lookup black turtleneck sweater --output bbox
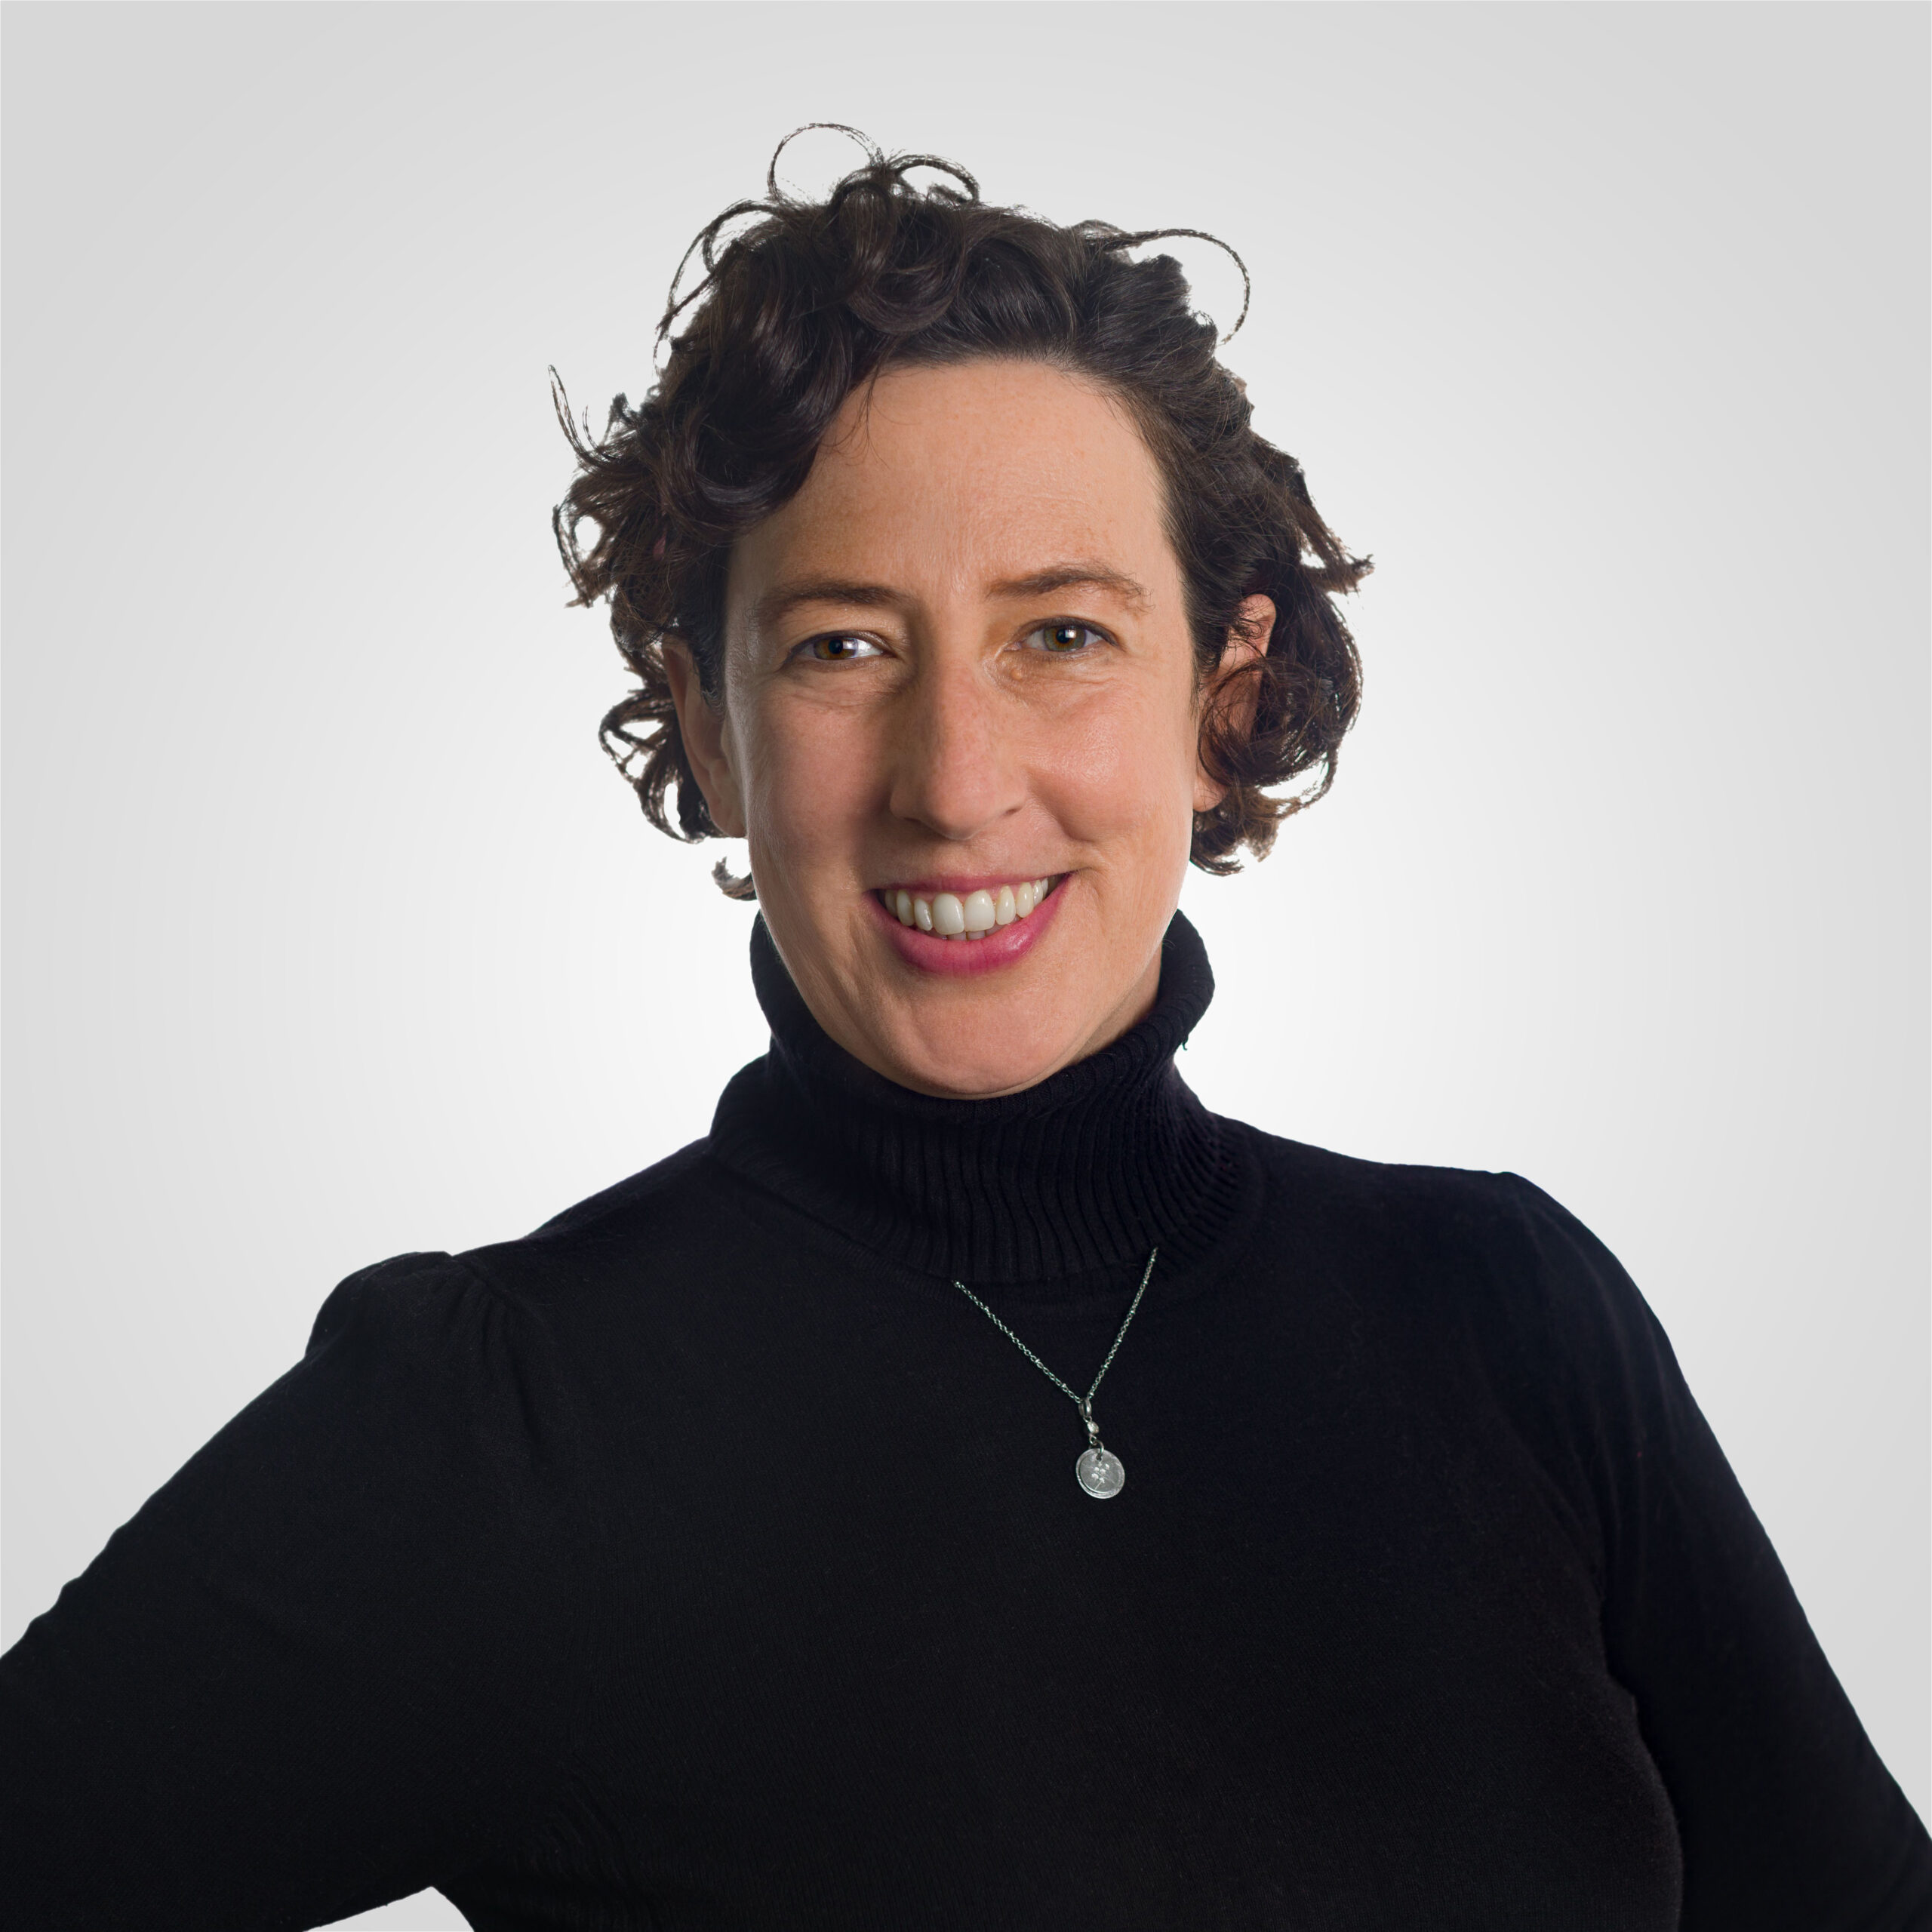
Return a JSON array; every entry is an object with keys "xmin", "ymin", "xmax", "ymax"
[{"xmin": 3, "ymin": 915, "xmax": 1926, "ymax": 1930}]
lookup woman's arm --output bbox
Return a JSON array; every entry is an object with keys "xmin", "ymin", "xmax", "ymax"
[
  {"xmin": 0, "ymin": 1251, "xmax": 602, "ymax": 1930},
  {"xmin": 1503, "ymin": 1175, "xmax": 1930, "ymax": 1930}
]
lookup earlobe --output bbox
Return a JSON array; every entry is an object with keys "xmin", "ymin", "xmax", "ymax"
[
  {"xmin": 662, "ymin": 637, "xmax": 749, "ymax": 838},
  {"xmin": 1193, "ymin": 595, "xmax": 1275, "ymax": 814}
]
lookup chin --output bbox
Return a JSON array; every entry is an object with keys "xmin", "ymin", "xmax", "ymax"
[
  {"xmin": 921, "ymin": 1061, "xmax": 1058, "ymax": 1100},
  {"xmin": 878, "ymin": 1017, "xmax": 1073, "ymax": 1100}
]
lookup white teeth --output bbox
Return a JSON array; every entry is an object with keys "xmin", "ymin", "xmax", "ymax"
[{"xmin": 887, "ymin": 875, "xmax": 1059, "ymax": 942}]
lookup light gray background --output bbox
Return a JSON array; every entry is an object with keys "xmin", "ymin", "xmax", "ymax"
[{"xmin": 5, "ymin": 5, "xmax": 1926, "ymax": 1925}]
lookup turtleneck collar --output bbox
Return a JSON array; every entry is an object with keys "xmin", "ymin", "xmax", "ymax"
[{"xmin": 706, "ymin": 909, "xmax": 1241, "ymax": 1291}]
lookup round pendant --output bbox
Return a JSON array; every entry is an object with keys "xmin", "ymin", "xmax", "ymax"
[{"xmin": 1076, "ymin": 1447, "xmax": 1126, "ymax": 1499}]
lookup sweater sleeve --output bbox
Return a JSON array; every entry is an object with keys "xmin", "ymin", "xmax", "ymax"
[
  {"xmin": 1498, "ymin": 1174, "xmax": 1931, "ymax": 1931},
  {"xmin": 0, "ymin": 1251, "xmax": 601, "ymax": 1931}
]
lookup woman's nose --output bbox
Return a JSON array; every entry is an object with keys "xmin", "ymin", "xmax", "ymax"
[{"xmin": 884, "ymin": 654, "xmax": 1026, "ymax": 844}]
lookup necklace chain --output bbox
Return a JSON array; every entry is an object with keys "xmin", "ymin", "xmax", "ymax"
[{"xmin": 951, "ymin": 1247, "xmax": 1159, "ymax": 1409}]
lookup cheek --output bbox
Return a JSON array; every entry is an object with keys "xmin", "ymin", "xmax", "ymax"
[
  {"xmin": 1043, "ymin": 680, "xmax": 1201, "ymax": 849},
  {"xmin": 736, "ymin": 694, "xmax": 877, "ymax": 875}
]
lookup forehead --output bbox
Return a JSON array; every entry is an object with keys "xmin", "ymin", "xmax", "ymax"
[{"xmin": 728, "ymin": 358, "xmax": 1179, "ymax": 607}]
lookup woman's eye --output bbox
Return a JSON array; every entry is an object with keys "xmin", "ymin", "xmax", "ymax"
[
  {"xmin": 1028, "ymin": 622, "xmax": 1107, "ymax": 654},
  {"xmin": 799, "ymin": 634, "xmax": 883, "ymax": 663}
]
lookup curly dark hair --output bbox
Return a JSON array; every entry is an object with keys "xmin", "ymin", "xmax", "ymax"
[{"xmin": 555, "ymin": 128, "xmax": 1367, "ymax": 892}]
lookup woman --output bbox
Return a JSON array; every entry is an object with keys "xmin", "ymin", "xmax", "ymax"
[{"xmin": 2, "ymin": 133, "xmax": 1925, "ymax": 1930}]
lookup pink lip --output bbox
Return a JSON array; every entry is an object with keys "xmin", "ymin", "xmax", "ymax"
[{"xmin": 867, "ymin": 878, "xmax": 1066, "ymax": 977}]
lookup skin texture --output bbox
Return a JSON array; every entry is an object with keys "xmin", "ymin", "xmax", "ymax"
[{"xmin": 663, "ymin": 358, "xmax": 1270, "ymax": 1099}]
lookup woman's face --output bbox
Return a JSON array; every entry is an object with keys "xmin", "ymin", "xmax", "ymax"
[{"xmin": 666, "ymin": 357, "xmax": 1269, "ymax": 1099}]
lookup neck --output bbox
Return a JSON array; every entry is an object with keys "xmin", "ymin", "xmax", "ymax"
[{"xmin": 707, "ymin": 910, "xmax": 1240, "ymax": 1292}]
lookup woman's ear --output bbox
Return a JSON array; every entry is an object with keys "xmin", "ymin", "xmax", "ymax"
[
  {"xmin": 1192, "ymin": 594, "xmax": 1275, "ymax": 814},
  {"xmin": 661, "ymin": 638, "xmax": 749, "ymax": 838}
]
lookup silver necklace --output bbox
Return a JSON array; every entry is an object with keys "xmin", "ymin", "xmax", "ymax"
[{"xmin": 951, "ymin": 1247, "xmax": 1158, "ymax": 1500}]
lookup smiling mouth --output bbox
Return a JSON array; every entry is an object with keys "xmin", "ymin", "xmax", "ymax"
[{"xmin": 877, "ymin": 877, "xmax": 1060, "ymax": 941}]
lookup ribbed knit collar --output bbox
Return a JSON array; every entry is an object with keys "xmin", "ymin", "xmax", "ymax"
[{"xmin": 706, "ymin": 909, "xmax": 1239, "ymax": 1291}]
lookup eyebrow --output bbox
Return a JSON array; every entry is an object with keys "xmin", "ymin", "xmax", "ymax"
[
  {"xmin": 989, "ymin": 565, "xmax": 1150, "ymax": 608},
  {"xmin": 752, "ymin": 578, "xmax": 904, "ymax": 632},
  {"xmin": 753, "ymin": 562, "xmax": 1150, "ymax": 632}
]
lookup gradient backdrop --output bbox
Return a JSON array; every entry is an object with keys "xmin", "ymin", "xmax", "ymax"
[{"xmin": 5, "ymin": 5, "xmax": 1927, "ymax": 1925}]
